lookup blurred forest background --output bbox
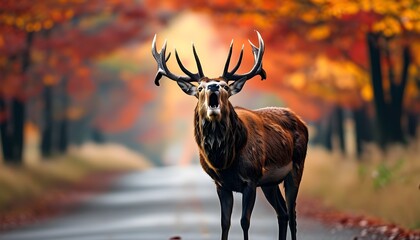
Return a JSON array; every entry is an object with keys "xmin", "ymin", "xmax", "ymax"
[{"xmin": 0, "ymin": 0, "xmax": 419, "ymax": 230}]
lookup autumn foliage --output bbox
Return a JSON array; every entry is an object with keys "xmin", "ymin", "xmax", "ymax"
[
  {"xmin": 0, "ymin": 0, "xmax": 151, "ymax": 163},
  {"xmin": 1, "ymin": 0, "xmax": 419, "ymax": 164},
  {"xmin": 148, "ymin": 0, "xmax": 420, "ymax": 152}
]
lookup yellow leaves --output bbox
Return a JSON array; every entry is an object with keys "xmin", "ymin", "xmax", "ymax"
[
  {"xmin": 311, "ymin": 0, "xmax": 328, "ymax": 4},
  {"xmin": 401, "ymin": 9, "xmax": 420, "ymax": 21},
  {"xmin": 361, "ymin": 85, "xmax": 373, "ymax": 101},
  {"xmin": 287, "ymin": 73, "xmax": 306, "ymax": 89},
  {"xmin": 287, "ymin": 0, "xmax": 420, "ymax": 36},
  {"xmin": 326, "ymin": 1, "xmax": 360, "ymax": 17},
  {"xmin": 360, "ymin": 0, "xmax": 373, "ymax": 11},
  {"xmin": 25, "ymin": 22, "xmax": 43, "ymax": 32},
  {"xmin": 251, "ymin": 13, "xmax": 271, "ymax": 28},
  {"xmin": 403, "ymin": 20, "xmax": 414, "ymax": 31},
  {"xmin": 401, "ymin": 8, "xmax": 420, "ymax": 32},
  {"xmin": 15, "ymin": 17, "xmax": 25, "ymax": 29},
  {"xmin": 285, "ymin": 55, "xmax": 371, "ymax": 106},
  {"xmin": 373, "ymin": 16, "xmax": 402, "ymax": 37},
  {"xmin": 0, "ymin": 12, "xmax": 53, "ymax": 32},
  {"xmin": 308, "ymin": 25, "xmax": 331, "ymax": 40},
  {"xmin": 372, "ymin": 0, "xmax": 401, "ymax": 15},
  {"xmin": 301, "ymin": 10, "xmax": 319, "ymax": 23},
  {"xmin": 237, "ymin": 12, "xmax": 271, "ymax": 28},
  {"xmin": 275, "ymin": 2, "xmax": 299, "ymax": 17}
]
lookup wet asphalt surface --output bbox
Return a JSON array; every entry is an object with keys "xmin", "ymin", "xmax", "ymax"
[{"xmin": 0, "ymin": 165, "xmax": 359, "ymax": 240}]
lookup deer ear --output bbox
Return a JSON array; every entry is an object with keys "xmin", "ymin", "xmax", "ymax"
[
  {"xmin": 229, "ymin": 77, "xmax": 247, "ymax": 95},
  {"xmin": 177, "ymin": 80, "xmax": 198, "ymax": 97}
]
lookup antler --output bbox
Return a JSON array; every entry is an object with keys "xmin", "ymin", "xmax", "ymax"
[
  {"xmin": 222, "ymin": 30, "xmax": 266, "ymax": 81},
  {"xmin": 152, "ymin": 34, "xmax": 204, "ymax": 86}
]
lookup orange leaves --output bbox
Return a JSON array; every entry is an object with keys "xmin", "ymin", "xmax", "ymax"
[
  {"xmin": 308, "ymin": 25, "xmax": 331, "ymax": 40},
  {"xmin": 373, "ymin": 16, "xmax": 402, "ymax": 37},
  {"xmin": 283, "ymin": 55, "xmax": 370, "ymax": 108},
  {"xmin": 0, "ymin": 0, "xmax": 132, "ymax": 34},
  {"xmin": 287, "ymin": 73, "xmax": 306, "ymax": 89},
  {"xmin": 361, "ymin": 85, "xmax": 374, "ymax": 102}
]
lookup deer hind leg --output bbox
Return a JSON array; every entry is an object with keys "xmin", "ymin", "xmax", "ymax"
[
  {"xmin": 284, "ymin": 168, "xmax": 302, "ymax": 240},
  {"xmin": 261, "ymin": 185, "xmax": 288, "ymax": 240}
]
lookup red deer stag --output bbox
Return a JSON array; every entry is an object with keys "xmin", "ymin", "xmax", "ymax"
[{"xmin": 152, "ymin": 31, "xmax": 308, "ymax": 240}]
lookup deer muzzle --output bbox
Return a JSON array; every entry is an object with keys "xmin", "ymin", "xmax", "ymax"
[{"xmin": 206, "ymin": 90, "xmax": 221, "ymax": 120}]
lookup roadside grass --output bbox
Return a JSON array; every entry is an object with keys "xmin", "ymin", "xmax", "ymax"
[
  {"xmin": 0, "ymin": 143, "xmax": 152, "ymax": 212},
  {"xmin": 300, "ymin": 142, "xmax": 420, "ymax": 230}
]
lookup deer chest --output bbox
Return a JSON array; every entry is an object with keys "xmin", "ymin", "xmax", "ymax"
[{"xmin": 200, "ymin": 156, "xmax": 261, "ymax": 193}]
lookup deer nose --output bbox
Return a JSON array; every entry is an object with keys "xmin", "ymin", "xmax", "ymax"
[{"xmin": 207, "ymin": 84, "xmax": 219, "ymax": 92}]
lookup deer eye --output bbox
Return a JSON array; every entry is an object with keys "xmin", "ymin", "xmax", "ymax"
[
  {"xmin": 223, "ymin": 85, "xmax": 229, "ymax": 91},
  {"xmin": 198, "ymin": 87, "xmax": 203, "ymax": 92}
]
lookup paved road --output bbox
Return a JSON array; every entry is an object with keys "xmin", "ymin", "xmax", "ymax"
[{"xmin": 0, "ymin": 166, "xmax": 359, "ymax": 240}]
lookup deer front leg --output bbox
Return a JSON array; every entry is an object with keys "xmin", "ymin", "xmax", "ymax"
[
  {"xmin": 217, "ymin": 186, "xmax": 233, "ymax": 240},
  {"xmin": 241, "ymin": 184, "xmax": 257, "ymax": 240}
]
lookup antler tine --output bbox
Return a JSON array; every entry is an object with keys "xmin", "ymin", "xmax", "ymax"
[
  {"xmin": 175, "ymin": 49, "xmax": 196, "ymax": 79},
  {"xmin": 228, "ymin": 44, "xmax": 244, "ymax": 76},
  {"xmin": 165, "ymin": 52, "xmax": 171, "ymax": 62},
  {"xmin": 151, "ymin": 34, "xmax": 197, "ymax": 86},
  {"xmin": 174, "ymin": 45, "xmax": 205, "ymax": 81},
  {"xmin": 222, "ymin": 39, "xmax": 234, "ymax": 77},
  {"xmin": 222, "ymin": 31, "xmax": 266, "ymax": 82},
  {"xmin": 192, "ymin": 43, "xmax": 205, "ymax": 78},
  {"xmin": 248, "ymin": 39, "xmax": 259, "ymax": 61}
]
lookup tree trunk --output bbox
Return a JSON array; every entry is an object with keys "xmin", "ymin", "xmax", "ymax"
[
  {"xmin": 0, "ymin": 99, "xmax": 13, "ymax": 161},
  {"xmin": 385, "ymin": 41, "xmax": 410, "ymax": 144},
  {"xmin": 407, "ymin": 112, "xmax": 417, "ymax": 139},
  {"xmin": 57, "ymin": 77, "xmax": 69, "ymax": 153},
  {"xmin": 334, "ymin": 106, "xmax": 346, "ymax": 154},
  {"xmin": 324, "ymin": 114, "xmax": 333, "ymax": 151},
  {"xmin": 311, "ymin": 121, "xmax": 322, "ymax": 145},
  {"xmin": 41, "ymin": 85, "xmax": 53, "ymax": 157},
  {"xmin": 11, "ymin": 99, "xmax": 25, "ymax": 163},
  {"xmin": 312, "ymin": 113, "xmax": 334, "ymax": 151},
  {"xmin": 367, "ymin": 32, "xmax": 388, "ymax": 148},
  {"xmin": 58, "ymin": 117, "xmax": 68, "ymax": 153},
  {"xmin": 353, "ymin": 105, "xmax": 373, "ymax": 159},
  {"xmin": 5, "ymin": 31, "xmax": 34, "ymax": 164},
  {"xmin": 367, "ymin": 33, "xmax": 411, "ymax": 147}
]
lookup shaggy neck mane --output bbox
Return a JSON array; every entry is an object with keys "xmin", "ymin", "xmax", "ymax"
[{"xmin": 194, "ymin": 104, "xmax": 247, "ymax": 170}]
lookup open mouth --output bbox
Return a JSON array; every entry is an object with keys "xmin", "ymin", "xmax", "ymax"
[{"xmin": 208, "ymin": 92, "xmax": 219, "ymax": 109}]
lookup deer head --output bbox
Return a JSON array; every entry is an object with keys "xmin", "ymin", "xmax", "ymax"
[{"xmin": 152, "ymin": 31, "xmax": 266, "ymax": 121}]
